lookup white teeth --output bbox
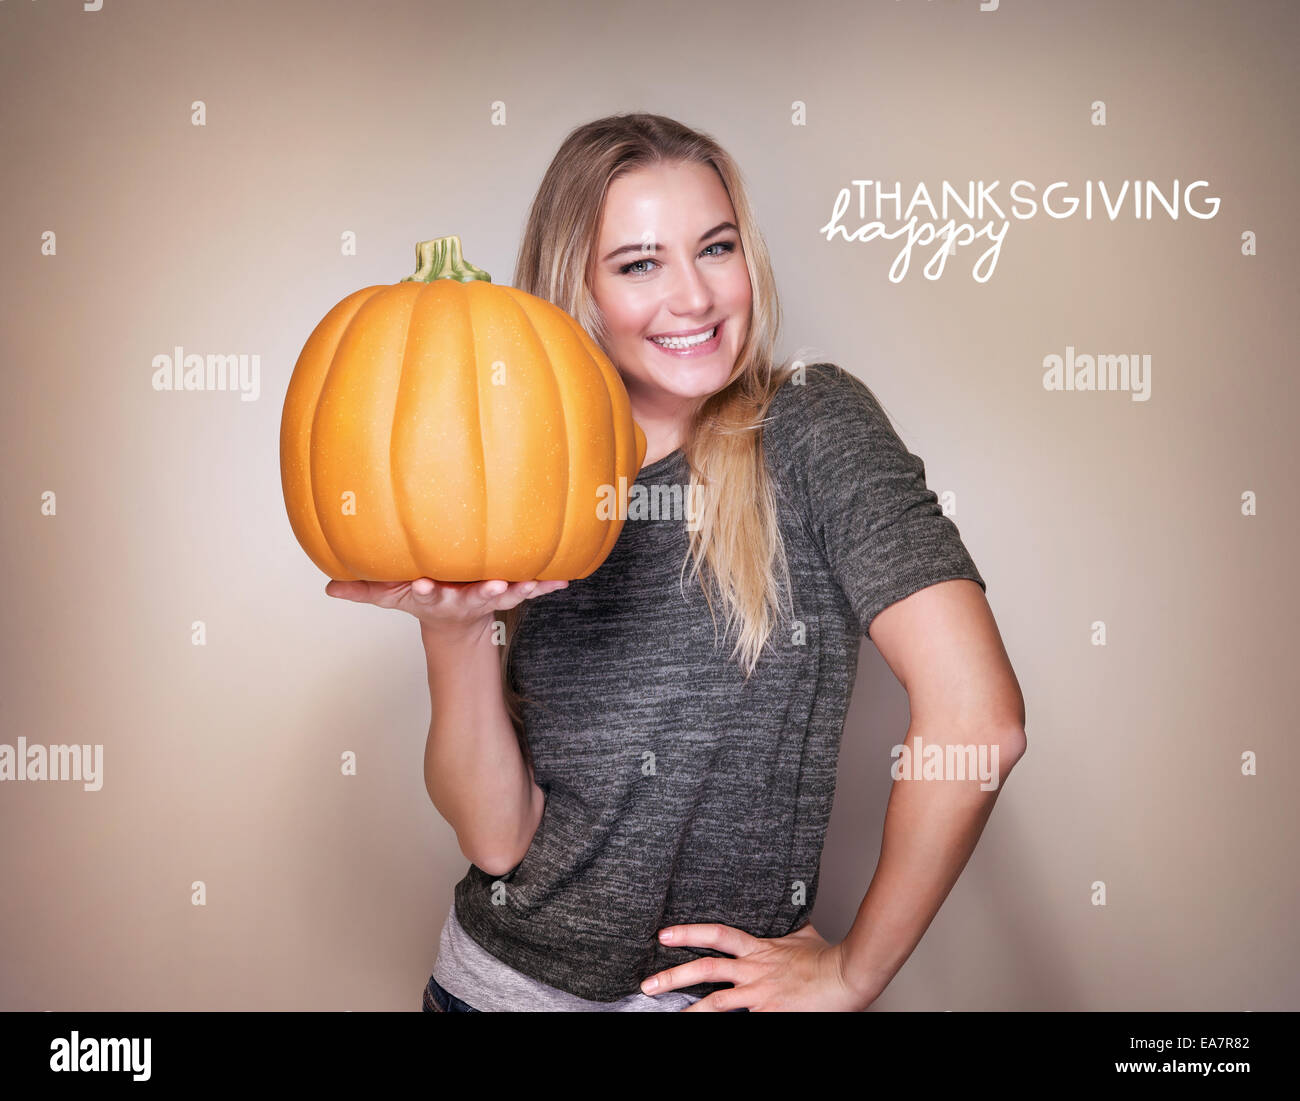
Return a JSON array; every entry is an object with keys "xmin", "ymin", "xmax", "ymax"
[{"xmin": 650, "ymin": 326, "xmax": 716, "ymax": 349}]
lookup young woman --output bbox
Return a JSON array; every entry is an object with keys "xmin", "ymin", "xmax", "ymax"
[{"xmin": 330, "ymin": 112, "xmax": 1026, "ymax": 1012}]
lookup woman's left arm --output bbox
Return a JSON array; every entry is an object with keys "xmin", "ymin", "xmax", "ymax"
[
  {"xmin": 643, "ymin": 578, "xmax": 1026, "ymax": 1011},
  {"xmin": 836, "ymin": 576, "xmax": 1026, "ymax": 1007}
]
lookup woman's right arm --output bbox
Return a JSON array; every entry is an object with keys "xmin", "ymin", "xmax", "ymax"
[
  {"xmin": 420, "ymin": 611, "xmax": 545, "ymax": 876},
  {"xmin": 326, "ymin": 576, "xmax": 564, "ymax": 877}
]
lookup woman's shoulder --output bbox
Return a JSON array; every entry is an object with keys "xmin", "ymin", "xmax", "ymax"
[{"xmin": 763, "ymin": 361, "xmax": 892, "ymax": 469}]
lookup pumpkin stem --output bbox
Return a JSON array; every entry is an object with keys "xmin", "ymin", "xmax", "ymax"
[{"xmin": 401, "ymin": 235, "xmax": 493, "ymax": 284}]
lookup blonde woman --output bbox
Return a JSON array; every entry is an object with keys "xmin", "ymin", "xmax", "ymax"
[{"xmin": 330, "ymin": 112, "xmax": 1026, "ymax": 1012}]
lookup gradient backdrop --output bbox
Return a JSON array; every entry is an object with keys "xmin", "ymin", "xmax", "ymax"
[{"xmin": 1, "ymin": 0, "xmax": 1296, "ymax": 1010}]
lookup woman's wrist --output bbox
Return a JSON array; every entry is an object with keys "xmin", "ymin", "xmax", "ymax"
[{"xmin": 420, "ymin": 614, "xmax": 494, "ymax": 651}]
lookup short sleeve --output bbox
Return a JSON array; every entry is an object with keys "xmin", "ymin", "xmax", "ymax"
[{"xmin": 769, "ymin": 363, "xmax": 986, "ymax": 638}]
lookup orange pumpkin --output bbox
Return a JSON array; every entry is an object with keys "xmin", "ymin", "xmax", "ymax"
[{"xmin": 280, "ymin": 235, "xmax": 646, "ymax": 582}]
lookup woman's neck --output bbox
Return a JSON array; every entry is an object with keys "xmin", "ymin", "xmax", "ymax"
[{"xmin": 628, "ymin": 396, "xmax": 697, "ymax": 470}]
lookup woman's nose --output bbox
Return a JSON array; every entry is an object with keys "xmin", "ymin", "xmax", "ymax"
[{"xmin": 663, "ymin": 263, "xmax": 712, "ymax": 314}]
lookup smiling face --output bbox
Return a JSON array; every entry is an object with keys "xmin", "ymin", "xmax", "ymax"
[{"xmin": 588, "ymin": 160, "xmax": 752, "ymax": 457}]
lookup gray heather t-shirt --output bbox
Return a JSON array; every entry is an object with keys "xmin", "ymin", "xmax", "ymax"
[{"xmin": 450, "ymin": 361, "xmax": 986, "ymax": 1003}]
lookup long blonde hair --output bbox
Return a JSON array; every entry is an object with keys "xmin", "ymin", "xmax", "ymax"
[{"xmin": 501, "ymin": 112, "xmax": 815, "ymax": 770}]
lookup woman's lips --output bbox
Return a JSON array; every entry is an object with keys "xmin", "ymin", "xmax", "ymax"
[{"xmin": 646, "ymin": 318, "xmax": 724, "ymax": 357}]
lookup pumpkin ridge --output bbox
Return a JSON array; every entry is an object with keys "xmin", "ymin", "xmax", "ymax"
[
  {"xmin": 556, "ymin": 310, "xmax": 628, "ymax": 577},
  {"xmin": 572, "ymin": 339, "xmax": 621, "ymax": 578},
  {"xmin": 496, "ymin": 286, "xmax": 573, "ymax": 578},
  {"xmin": 386, "ymin": 284, "xmax": 425, "ymax": 581},
  {"xmin": 466, "ymin": 282, "xmax": 490, "ymax": 580},
  {"xmin": 305, "ymin": 284, "xmax": 389, "ymax": 578}
]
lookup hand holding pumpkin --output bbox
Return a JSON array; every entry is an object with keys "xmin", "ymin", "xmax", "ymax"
[{"xmin": 324, "ymin": 576, "xmax": 568, "ymax": 639}]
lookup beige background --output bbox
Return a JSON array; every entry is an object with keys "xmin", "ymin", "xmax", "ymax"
[{"xmin": 1, "ymin": 0, "xmax": 1296, "ymax": 1010}]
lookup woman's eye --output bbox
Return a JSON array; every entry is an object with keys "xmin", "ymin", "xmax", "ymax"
[{"xmin": 617, "ymin": 240, "xmax": 736, "ymax": 276}]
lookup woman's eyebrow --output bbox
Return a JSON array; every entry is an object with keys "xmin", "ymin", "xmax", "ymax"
[{"xmin": 600, "ymin": 221, "xmax": 738, "ymax": 263}]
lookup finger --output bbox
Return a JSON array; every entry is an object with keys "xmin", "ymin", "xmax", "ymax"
[
  {"xmin": 411, "ymin": 579, "xmax": 498, "ymax": 608},
  {"xmin": 658, "ymin": 922, "xmax": 762, "ymax": 958},
  {"xmin": 488, "ymin": 579, "xmax": 567, "ymax": 611},
  {"xmin": 640, "ymin": 954, "xmax": 747, "ymax": 996},
  {"xmin": 475, "ymin": 580, "xmax": 510, "ymax": 603},
  {"xmin": 325, "ymin": 580, "xmax": 371, "ymax": 602},
  {"xmin": 490, "ymin": 581, "xmax": 539, "ymax": 610},
  {"xmin": 520, "ymin": 579, "xmax": 569, "ymax": 599},
  {"xmin": 680, "ymin": 994, "xmax": 737, "ymax": 1012}
]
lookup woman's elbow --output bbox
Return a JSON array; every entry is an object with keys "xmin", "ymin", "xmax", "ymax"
[{"xmin": 997, "ymin": 724, "xmax": 1027, "ymax": 779}]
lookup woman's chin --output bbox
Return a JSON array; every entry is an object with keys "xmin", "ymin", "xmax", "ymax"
[{"xmin": 640, "ymin": 354, "xmax": 735, "ymax": 397}]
